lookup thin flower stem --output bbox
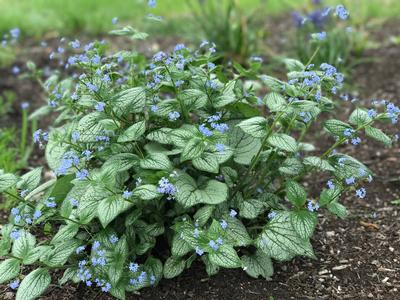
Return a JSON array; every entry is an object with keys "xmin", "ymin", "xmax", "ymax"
[
  {"xmin": 305, "ymin": 45, "xmax": 321, "ymax": 68},
  {"xmin": 4, "ymin": 191, "xmax": 35, "ymax": 208}
]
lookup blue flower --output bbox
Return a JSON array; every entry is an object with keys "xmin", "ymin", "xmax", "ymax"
[
  {"xmin": 69, "ymin": 197, "xmax": 79, "ymax": 207},
  {"xmin": 56, "ymin": 152, "xmax": 80, "ymax": 175},
  {"xmin": 367, "ymin": 109, "xmax": 377, "ymax": 118},
  {"xmin": 216, "ymin": 237, "xmax": 223, "ymax": 245},
  {"xmin": 302, "ymin": 71, "xmax": 321, "ymax": 87},
  {"xmin": 345, "ymin": 176, "xmax": 355, "ymax": 185},
  {"xmin": 138, "ymin": 271, "xmax": 147, "ymax": 284},
  {"xmin": 168, "ymin": 111, "xmax": 180, "ymax": 121},
  {"xmin": 208, "ymin": 240, "xmax": 219, "ymax": 251},
  {"xmin": 20, "ymin": 102, "xmax": 29, "ymax": 109},
  {"xmin": 94, "ymin": 102, "xmax": 105, "ymax": 112},
  {"xmin": 44, "ymin": 201, "xmax": 56, "ymax": 208},
  {"xmin": 314, "ymin": 31, "xmax": 327, "ymax": 41},
  {"xmin": 9, "ymin": 279, "xmax": 20, "ymax": 290},
  {"xmin": 101, "ymin": 282, "xmax": 111, "ymax": 292},
  {"xmin": 199, "ymin": 124, "xmax": 213, "ymax": 137},
  {"xmin": 20, "ymin": 189, "xmax": 28, "ymax": 197},
  {"xmin": 174, "ymin": 43, "xmax": 185, "ymax": 52},
  {"xmin": 220, "ymin": 219, "xmax": 228, "ymax": 229},
  {"xmin": 83, "ymin": 43, "xmax": 94, "ymax": 52},
  {"xmin": 10, "ymin": 28, "xmax": 20, "ymax": 39},
  {"xmin": 71, "ymin": 131, "xmax": 80, "ymax": 142},
  {"xmin": 152, "ymin": 51, "xmax": 166, "ymax": 62},
  {"xmin": 327, "ymin": 180, "xmax": 335, "ymax": 189},
  {"xmin": 336, "ymin": 73, "xmax": 344, "ymax": 84},
  {"xmin": 315, "ymin": 90, "xmax": 322, "ymax": 102},
  {"xmin": 82, "ymin": 150, "xmax": 92, "ymax": 159},
  {"xmin": 150, "ymin": 105, "xmax": 158, "ymax": 113},
  {"xmin": 299, "ymin": 111, "xmax": 312, "ymax": 123},
  {"xmin": 130, "ymin": 278, "xmax": 138, "ymax": 286},
  {"xmin": 157, "ymin": 177, "xmax": 177, "ymax": 196},
  {"xmin": 11, "ymin": 66, "xmax": 21, "ymax": 75},
  {"xmin": 175, "ymin": 80, "xmax": 184, "ymax": 87},
  {"xmin": 123, "ymin": 190, "xmax": 133, "ymax": 199},
  {"xmin": 307, "ymin": 201, "xmax": 320, "ymax": 212},
  {"xmin": 268, "ymin": 211, "xmax": 277, "ymax": 220},
  {"xmin": 355, "ymin": 188, "xmax": 366, "ymax": 199},
  {"xmin": 76, "ymin": 169, "xmax": 89, "ymax": 180},
  {"xmin": 33, "ymin": 210, "xmax": 42, "ymax": 219},
  {"xmin": 129, "ymin": 262, "xmax": 139, "ymax": 273},
  {"xmin": 195, "ymin": 246, "xmax": 204, "ymax": 256},
  {"xmin": 193, "ymin": 228, "xmax": 200, "ymax": 238},
  {"xmin": 10, "ymin": 230, "xmax": 20, "ymax": 240},
  {"xmin": 148, "ymin": 0, "xmax": 156, "ymax": 8},
  {"xmin": 206, "ymin": 80, "xmax": 218, "ymax": 90},
  {"xmin": 250, "ymin": 56, "xmax": 263, "ymax": 63},
  {"xmin": 215, "ymin": 143, "xmax": 226, "ymax": 153},
  {"xmin": 320, "ymin": 63, "xmax": 337, "ymax": 77},
  {"xmin": 207, "ymin": 62, "xmax": 216, "ymax": 69},
  {"xmin": 150, "ymin": 274, "xmax": 156, "ymax": 285},
  {"xmin": 211, "ymin": 122, "xmax": 229, "ymax": 134},
  {"xmin": 207, "ymin": 113, "xmax": 222, "ymax": 123},
  {"xmin": 57, "ymin": 47, "xmax": 65, "ymax": 54},
  {"xmin": 71, "ymin": 39, "xmax": 80, "ymax": 49},
  {"xmin": 229, "ymin": 209, "xmax": 237, "ymax": 218},
  {"xmin": 102, "ymin": 74, "xmax": 111, "ymax": 83},
  {"xmin": 86, "ymin": 82, "xmax": 98, "ymax": 92},
  {"xmin": 351, "ymin": 137, "xmax": 361, "ymax": 145},
  {"xmin": 109, "ymin": 235, "xmax": 119, "ymax": 244},
  {"xmin": 11, "ymin": 208, "xmax": 19, "ymax": 216},
  {"xmin": 292, "ymin": 11, "xmax": 305, "ymax": 27},
  {"xmin": 335, "ymin": 5, "xmax": 349, "ymax": 20},
  {"xmin": 359, "ymin": 168, "xmax": 367, "ymax": 177},
  {"xmin": 76, "ymin": 246, "xmax": 85, "ymax": 254},
  {"xmin": 112, "ymin": 17, "xmax": 118, "ymax": 25},
  {"xmin": 337, "ymin": 157, "xmax": 346, "ymax": 166},
  {"xmin": 343, "ymin": 128, "xmax": 355, "ymax": 137},
  {"xmin": 33, "ymin": 129, "xmax": 46, "ymax": 144},
  {"xmin": 14, "ymin": 215, "xmax": 21, "ymax": 224}
]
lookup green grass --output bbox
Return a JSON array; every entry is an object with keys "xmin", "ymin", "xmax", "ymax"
[{"xmin": 0, "ymin": 0, "xmax": 399, "ymax": 38}]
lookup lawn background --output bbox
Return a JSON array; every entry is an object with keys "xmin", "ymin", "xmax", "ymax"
[{"xmin": 0, "ymin": 0, "xmax": 398, "ymax": 37}]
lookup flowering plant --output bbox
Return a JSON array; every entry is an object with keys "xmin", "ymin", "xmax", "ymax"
[
  {"xmin": 0, "ymin": 18, "xmax": 399, "ymax": 300},
  {"xmin": 291, "ymin": 1, "xmax": 367, "ymax": 71}
]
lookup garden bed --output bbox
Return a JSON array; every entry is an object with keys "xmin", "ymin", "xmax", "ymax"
[{"xmin": 1, "ymin": 19, "xmax": 399, "ymax": 300}]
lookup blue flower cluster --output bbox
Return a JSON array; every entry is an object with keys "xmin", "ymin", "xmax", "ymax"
[
  {"xmin": 1, "ymin": 27, "xmax": 20, "ymax": 47},
  {"xmin": 11, "ymin": 207, "xmax": 42, "ymax": 226},
  {"xmin": 292, "ymin": 4, "xmax": 348, "ymax": 28},
  {"xmin": 33, "ymin": 129, "xmax": 49, "ymax": 147},
  {"xmin": 57, "ymin": 151, "xmax": 80, "ymax": 175},
  {"xmin": 307, "ymin": 201, "xmax": 320, "ymax": 212},
  {"xmin": 157, "ymin": 177, "xmax": 177, "ymax": 199},
  {"xmin": 129, "ymin": 262, "xmax": 156, "ymax": 287}
]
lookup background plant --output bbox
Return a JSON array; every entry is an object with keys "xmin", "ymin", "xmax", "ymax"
[
  {"xmin": 290, "ymin": 0, "xmax": 369, "ymax": 74},
  {"xmin": 0, "ymin": 90, "xmax": 37, "ymax": 173},
  {"xmin": 187, "ymin": 0, "xmax": 265, "ymax": 63},
  {"xmin": 0, "ymin": 5, "xmax": 399, "ymax": 296}
]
